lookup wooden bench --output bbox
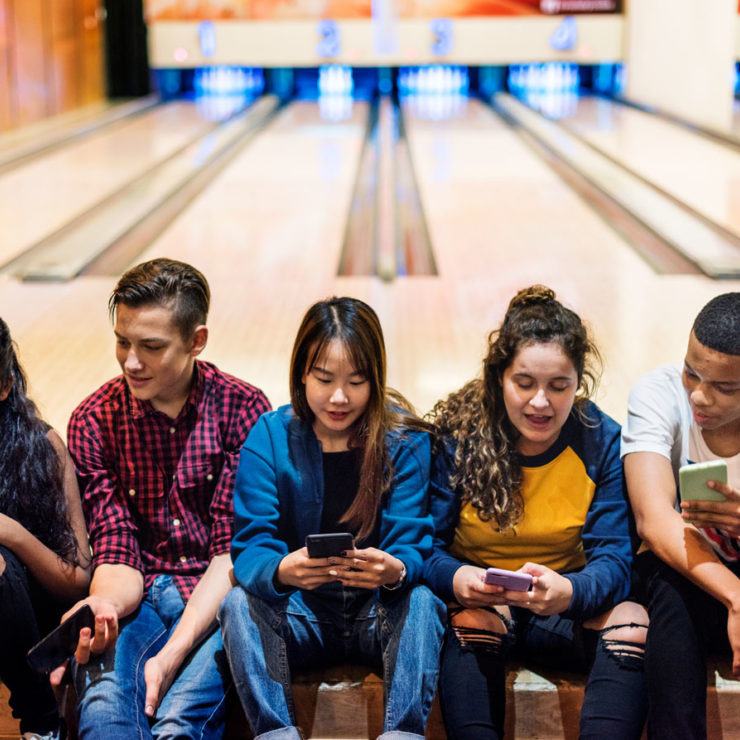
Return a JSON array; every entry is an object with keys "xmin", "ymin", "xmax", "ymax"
[{"xmin": 3, "ymin": 661, "xmax": 739, "ymax": 739}]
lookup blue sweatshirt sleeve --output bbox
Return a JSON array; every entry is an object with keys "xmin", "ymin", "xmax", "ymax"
[
  {"xmin": 561, "ymin": 419, "xmax": 633, "ymax": 620},
  {"xmin": 230, "ymin": 413, "xmax": 292, "ymax": 603}
]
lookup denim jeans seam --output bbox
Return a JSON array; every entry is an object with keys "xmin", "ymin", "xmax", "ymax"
[
  {"xmin": 194, "ymin": 689, "xmax": 228, "ymax": 740},
  {"xmin": 133, "ymin": 625, "xmax": 168, "ymax": 738}
]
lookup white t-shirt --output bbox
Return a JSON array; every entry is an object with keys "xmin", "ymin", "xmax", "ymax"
[{"xmin": 621, "ymin": 364, "xmax": 740, "ymax": 561}]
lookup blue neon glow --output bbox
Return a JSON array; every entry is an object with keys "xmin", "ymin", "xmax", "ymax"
[
  {"xmin": 508, "ymin": 63, "xmax": 580, "ymax": 120},
  {"xmin": 398, "ymin": 66, "xmax": 468, "ymax": 95},
  {"xmin": 193, "ymin": 67, "xmax": 265, "ymax": 97}
]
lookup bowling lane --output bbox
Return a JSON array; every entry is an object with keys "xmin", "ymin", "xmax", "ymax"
[
  {"xmin": 556, "ymin": 95, "xmax": 740, "ymax": 238},
  {"xmin": 133, "ymin": 100, "xmax": 371, "ymax": 409},
  {"xmin": 3, "ymin": 91, "xmax": 740, "ymax": 438},
  {"xmin": 0, "ymin": 100, "xmax": 372, "ymax": 428},
  {"xmin": 401, "ymin": 94, "xmax": 740, "ymax": 420},
  {"xmin": 0, "ymin": 99, "xmax": 238, "ymax": 266}
]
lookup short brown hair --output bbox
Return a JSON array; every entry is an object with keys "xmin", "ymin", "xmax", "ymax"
[{"xmin": 108, "ymin": 258, "xmax": 210, "ymax": 339}]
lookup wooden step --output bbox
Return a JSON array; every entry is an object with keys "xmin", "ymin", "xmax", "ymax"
[{"xmin": 3, "ymin": 660, "xmax": 739, "ymax": 739}]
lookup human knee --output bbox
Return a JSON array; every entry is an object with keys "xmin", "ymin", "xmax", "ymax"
[
  {"xmin": 595, "ymin": 602, "xmax": 648, "ymax": 667},
  {"xmin": 218, "ymin": 585, "xmax": 248, "ymax": 625},
  {"xmin": 407, "ymin": 584, "xmax": 445, "ymax": 620},
  {"xmin": 449, "ymin": 607, "xmax": 508, "ymax": 652},
  {"xmin": 0, "ymin": 551, "xmax": 4, "ymax": 577},
  {"xmin": 597, "ymin": 601, "xmax": 649, "ymax": 646}
]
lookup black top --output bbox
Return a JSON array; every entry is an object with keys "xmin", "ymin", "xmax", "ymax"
[{"xmin": 321, "ymin": 449, "xmax": 361, "ymax": 534}]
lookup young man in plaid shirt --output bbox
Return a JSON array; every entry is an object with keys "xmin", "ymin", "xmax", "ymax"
[{"xmin": 54, "ymin": 258, "xmax": 270, "ymax": 738}]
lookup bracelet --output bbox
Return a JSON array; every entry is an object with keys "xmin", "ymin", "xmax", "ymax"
[{"xmin": 383, "ymin": 562, "xmax": 407, "ymax": 591}]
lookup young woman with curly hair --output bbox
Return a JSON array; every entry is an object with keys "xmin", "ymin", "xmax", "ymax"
[
  {"xmin": 425, "ymin": 286, "xmax": 647, "ymax": 740},
  {"xmin": 0, "ymin": 318, "xmax": 90, "ymax": 740}
]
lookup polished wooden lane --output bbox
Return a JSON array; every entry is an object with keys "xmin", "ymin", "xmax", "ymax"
[
  {"xmin": 1, "ymin": 95, "xmax": 739, "ymax": 439},
  {"xmin": 560, "ymin": 95, "xmax": 740, "ymax": 239},
  {"xmin": 0, "ymin": 100, "xmax": 232, "ymax": 266},
  {"xmin": 401, "ymin": 95, "xmax": 740, "ymax": 418}
]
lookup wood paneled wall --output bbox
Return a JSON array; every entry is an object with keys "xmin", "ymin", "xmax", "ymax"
[{"xmin": 0, "ymin": 0, "xmax": 105, "ymax": 132}]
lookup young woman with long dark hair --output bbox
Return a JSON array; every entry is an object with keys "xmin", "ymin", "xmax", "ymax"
[
  {"xmin": 425, "ymin": 286, "xmax": 648, "ymax": 739},
  {"xmin": 0, "ymin": 318, "xmax": 90, "ymax": 739},
  {"xmin": 219, "ymin": 296, "xmax": 444, "ymax": 740}
]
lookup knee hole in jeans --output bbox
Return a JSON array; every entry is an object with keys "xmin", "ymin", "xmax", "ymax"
[
  {"xmin": 449, "ymin": 607, "xmax": 508, "ymax": 654},
  {"xmin": 599, "ymin": 622, "xmax": 648, "ymax": 669},
  {"xmin": 0, "ymin": 552, "xmax": 5, "ymax": 577}
]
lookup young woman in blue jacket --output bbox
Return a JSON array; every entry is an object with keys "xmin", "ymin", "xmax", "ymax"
[
  {"xmin": 220, "ymin": 296, "xmax": 445, "ymax": 740},
  {"xmin": 425, "ymin": 286, "xmax": 647, "ymax": 740}
]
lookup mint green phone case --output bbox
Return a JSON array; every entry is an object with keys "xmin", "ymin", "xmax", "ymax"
[{"xmin": 678, "ymin": 460, "xmax": 728, "ymax": 503}]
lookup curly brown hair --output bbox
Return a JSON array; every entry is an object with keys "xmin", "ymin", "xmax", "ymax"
[{"xmin": 430, "ymin": 285, "xmax": 602, "ymax": 531}]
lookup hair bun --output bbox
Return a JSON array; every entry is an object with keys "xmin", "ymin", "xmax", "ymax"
[{"xmin": 508, "ymin": 285, "xmax": 556, "ymax": 311}]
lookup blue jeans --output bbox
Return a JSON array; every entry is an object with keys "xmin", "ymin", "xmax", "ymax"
[
  {"xmin": 219, "ymin": 583, "xmax": 445, "ymax": 740},
  {"xmin": 440, "ymin": 605, "xmax": 646, "ymax": 740},
  {"xmin": 73, "ymin": 575, "xmax": 230, "ymax": 739}
]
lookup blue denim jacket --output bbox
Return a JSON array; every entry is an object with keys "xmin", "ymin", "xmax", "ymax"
[{"xmin": 231, "ymin": 405, "xmax": 434, "ymax": 603}]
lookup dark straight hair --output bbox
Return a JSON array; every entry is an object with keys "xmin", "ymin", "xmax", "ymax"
[{"xmin": 290, "ymin": 296, "xmax": 430, "ymax": 541}]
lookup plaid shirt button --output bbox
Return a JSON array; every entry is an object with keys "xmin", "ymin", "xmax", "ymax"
[
  {"xmin": 179, "ymin": 556, "xmax": 187, "ymax": 563},
  {"xmin": 173, "ymin": 518, "xmax": 181, "ymax": 526},
  {"xmin": 128, "ymin": 489, "xmax": 136, "ymax": 496}
]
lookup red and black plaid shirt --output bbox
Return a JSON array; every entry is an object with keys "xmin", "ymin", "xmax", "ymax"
[{"xmin": 67, "ymin": 360, "xmax": 270, "ymax": 601}]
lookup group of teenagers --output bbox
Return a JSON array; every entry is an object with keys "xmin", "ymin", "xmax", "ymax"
[{"xmin": 1, "ymin": 257, "xmax": 739, "ymax": 740}]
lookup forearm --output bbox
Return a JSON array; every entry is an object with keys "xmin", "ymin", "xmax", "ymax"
[
  {"xmin": 88, "ymin": 563, "xmax": 144, "ymax": 618},
  {"xmin": 154, "ymin": 553, "xmax": 232, "ymax": 668},
  {"xmin": 627, "ymin": 452, "xmax": 740, "ymax": 609},
  {"xmin": 2, "ymin": 518, "xmax": 90, "ymax": 601}
]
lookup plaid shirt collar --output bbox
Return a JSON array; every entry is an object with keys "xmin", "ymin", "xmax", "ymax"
[{"xmin": 127, "ymin": 361, "xmax": 205, "ymax": 421}]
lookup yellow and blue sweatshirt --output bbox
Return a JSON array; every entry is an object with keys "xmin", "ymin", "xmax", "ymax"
[{"xmin": 425, "ymin": 401, "xmax": 634, "ymax": 620}]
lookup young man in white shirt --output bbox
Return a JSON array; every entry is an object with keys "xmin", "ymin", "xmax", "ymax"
[{"xmin": 622, "ymin": 292, "xmax": 740, "ymax": 739}]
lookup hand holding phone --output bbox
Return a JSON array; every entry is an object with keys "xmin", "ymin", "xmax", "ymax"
[
  {"xmin": 305, "ymin": 532, "xmax": 355, "ymax": 558},
  {"xmin": 679, "ymin": 460, "xmax": 728, "ymax": 503},
  {"xmin": 483, "ymin": 567, "xmax": 533, "ymax": 592},
  {"xmin": 27, "ymin": 604, "xmax": 95, "ymax": 673}
]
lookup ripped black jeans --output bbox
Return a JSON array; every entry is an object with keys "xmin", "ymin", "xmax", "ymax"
[
  {"xmin": 439, "ymin": 604, "xmax": 646, "ymax": 740},
  {"xmin": 0, "ymin": 545, "xmax": 65, "ymax": 734}
]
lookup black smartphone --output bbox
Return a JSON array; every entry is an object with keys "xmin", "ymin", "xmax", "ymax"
[
  {"xmin": 26, "ymin": 604, "xmax": 95, "ymax": 673},
  {"xmin": 305, "ymin": 532, "xmax": 355, "ymax": 558}
]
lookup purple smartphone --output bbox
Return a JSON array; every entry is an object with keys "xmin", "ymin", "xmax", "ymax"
[{"xmin": 484, "ymin": 567, "xmax": 533, "ymax": 592}]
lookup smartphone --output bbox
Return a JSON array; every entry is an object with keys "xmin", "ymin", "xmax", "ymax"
[
  {"xmin": 27, "ymin": 604, "xmax": 95, "ymax": 673},
  {"xmin": 679, "ymin": 460, "xmax": 728, "ymax": 503},
  {"xmin": 305, "ymin": 533, "xmax": 355, "ymax": 559},
  {"xmin": 484, "ymin": 567, "xmax": 533, "ymax": 592}
]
